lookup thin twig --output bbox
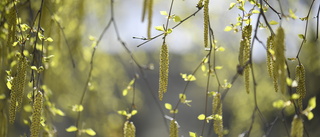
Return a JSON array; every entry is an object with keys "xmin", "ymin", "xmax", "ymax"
[{"xmin": 296, "ymin": 0, "xmax": 316, "ymax": 58}]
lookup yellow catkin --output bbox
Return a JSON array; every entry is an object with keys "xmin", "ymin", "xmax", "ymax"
[
  {"xmin": 9, "ymin": 83, "xmax": 17, "ymax": 124},
  {"xmin": 274, "ymin": 27, "xmax": 286, "ymax": 94},
  {"xmin": 0, "ymin": 110, "xmax": 8, "ymax": 137},
  {"xmin": 124, "ymin": 121, "xmax": 136, "ymax": 137},
  {"xmin": 30, "ymin": 91, "xmax": 43, "ymax": 137},
  {"xmin": 266, "ymin": 35, "xmax": 274, "ymax": 77},
  {"xmin": 159, "ymin": 43, "xmax": 169, "ymax": 101},
  {"xmin": 141, "ymin": 0, "xmax": 148, "ymax": 22},
  {"xmin": 6, "ymin": 4, "xmax": 16, "ymax": 47},
  {"xmin": 9, "ymin": 56, "xmax": 28, "ymax": 124},
  {"xmin": 290, "ymin": 115, "xmax": 303, "ymax": 137},
  {"xmin": 170, "ymin": 120, "xmax": 178, "ymax": 137},
  {"xmin": 213, "ymin": 93, "xmax": 223, "ymax": 137},
  {"xmin": 295, "ymin": 64, "xmax": 306, "ymax": 111},
  {"xmin": 16, "ymin": 57, "xmax": 28, "ymax": 111},
  {"xmin": 147, "ymin": 0, "xmax": 153, "ymax": 39},
  {"xmin": 239, "ymin": 25, "xmax": 252, "ymax": 94},
  {"xmin": 203, "ymin": 0, "xmax": 209, "ymax": 47}
]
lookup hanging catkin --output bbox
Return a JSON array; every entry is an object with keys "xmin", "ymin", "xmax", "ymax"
[
  {"xmin": 147, "ymin": 0, "xmax": 153, "ymax": 39},
  {"xmin": 266, "ymin": 35, "xmax": 279, "ymax": 92},
  {"xmin": 159, "ymin": 43, "xmax": 169, "ymax": 101},
  {"xmin": 30, "ymin": 91, "xmax": 43, "ymax": 137},
  {"xmin": 290, "ymin": 115, "xmax": 303, "ymax": 137},
  {"xmin": 213, "ymin": 93, "xmax": 223, "ymax": 137},
  {"xmin": 9, "ymin": 56, "xmax": 28, "ymax": 124},
  {"xmin": 16, "ymin": 57, "xmax": 28, "ymax": 111},
  {"xmin": 203, "ymin": 0, "xmax": 209, "ymax": 47},
  {"xmin": 295, "ymin": 64, "xmax": 306, "ymax": 111},
  {"xmin": 239, "ymin": 25, "xmax": 252, "ymax": 94},
  {"xmin": 266, "ymin": 35, "xmax": 275, "ymax": 77},
  {"xmin": 6, "ymin": 5, "xmax": 16, "ymax": 47},
  {"xmin": 0, "ymin": 110, "xmax": 7, "ymax": 137},
  {"xmin": 124, "ymin": 121, "xmax": 136, "ymax": 137},
  {"xmin": 274, "ymin": 27, "xmax": 286, "ymax": 93},
  {"xmin": 170, "ymin": 119, "xmax": 178, "ymax": 137}
]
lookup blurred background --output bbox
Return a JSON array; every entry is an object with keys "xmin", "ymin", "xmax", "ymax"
[{"xmin": 1, "ymin": 0, "xmax": 320, "ymax": 137}]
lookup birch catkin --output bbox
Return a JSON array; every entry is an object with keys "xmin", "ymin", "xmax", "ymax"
[
  {"xmin": 239, "ymin": 25, "xmax": 252, "ymax": 94},
  {"xmin": 274, "ymin": 27, "xmax": 286, "ymax": 93},
  {"xmin": 0, "ymin": 110, "xmax": 7, "ymax": 137},
  {"xmin": 290, "ymin": 115, "xmax": 303, "ymax": 137},
  {"xmin": 295, "ymin": 64, "xmax": 306, "ymax": 111},
  {"xmin": 147, "ymin": 0, "xmax": 153, "ymax": 39},
  {"xmin": 266, "ymin": 35, "xmax": 275, "ymax": 77},
  {"xmin": 30, "ymin": 91, "xmax": 43, "ymax": 137},
  {"xmin": 124, "ymin": 121, "xmax": 136, "ymax": 137},
  {"xmin": 213, "ymin": 93, "xmax": 223, "ymax": 137},
  {"xmin": 203, "ymin": 0, "xmax": 209, "ymax": 47},
  {"xmin": 159, "ymin": 43, "xmax": 169, "ymax": 101},
  {"xmin": 6, "ymin": 5, "xmax": 16, "ymax": 47},
  {"xmin": 170, "ymin": 120, "xmax": 178, "ymax": 137},
  {"xmin": 9, "ymin": 56, "xmax": 28, "ymax": 124}
]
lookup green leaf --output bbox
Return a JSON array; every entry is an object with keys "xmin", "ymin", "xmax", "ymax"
[
  {"xmin": 289, "ymin": 9, "xmax": 298, "ymax": 19},
  {"xmin": 131, "ymin": 110, "xmax": 138, "ymax": 115},
  {"xmin": 307, "ymin": 112, "xmax": 314, "ymax": 120},
  {"xmin": 20, "ymin": 24, "xmax": 30, "ymax": 31},
  {"xmin": 180, "ymin": 73, "xmax": 196, "ymax": 81},
  {"xmin": 272, "ymin": 100, "xmax": 284, "ymax": 109},
  {"xmin": 165, "ymin": 103, "xmax": 172, "ymax": 110},
  {"xmin": 72, "ymin": 104, "xmax": 84, "ymax": 112},
  {"xmin": 6, "ymin": 81, "xmax": 12, "ymax": 90},
  {"xmin": 160, "ymin": 11, "xmax": 168, "ymax": 16},
  {"xmin": 291, "ymin": 93, "xmax": 300, "ymax": 100},
  {"xmin": 298, "ymin": 34, "xmax": 305, "ymax": 40},
  {"xmin": 45, "ymin": 37, "xmax": 54, "ymax": 42},
  {"xmin": 54, "ymin": 108, "xmax": 65, "ymax": 116},
  {"xmin": 0, "ymin": 94, "xmax": 6, "ymax": 99},
  {"xmin": 308, "ymin": 97, "xmax": 316, "ymax": 110},
  {"xmin": 229, "ymin": 3, "xmax": 236, "ymax": 10},
  {"xmin": 198, "ymin": 114, "xmax": 205, "ymax": 120},
  {"xmin": 173, "ymin": 15, "xmax": 181, "ymax": 22},
  {"xmin": 215, "ymin": 66, "xmax": 223, "ymax": 70},
  {"xmin": 23, "ymin": 105, "xmax": 32, "ymax": 112},
  {"xmin": 31, "ymin": 66, "xmax": 38, "ymax": 71},
  {"xmin": 122, "ymin": 89, "xmax": 128, "ymax": 96},
  {"xmin": 66, "ymin": 126, "xmax": 78, "ymax": 132},
  {"xmin": 117, "ymin": 110, "xmax": 127, "ymax": 116},
  {"xmin": 286, "ymin": 77, "xmax": 293, "ymax": 86},
  {"xmin": 189, "ymin": 132, "xmax": 197, "ymax": 137},
  {"xmin": 224, "ymin": 26, "xmax": 233, "ymax": 32},
  {"xmin": 269, "ymin": 20, "xmax": 278, "ymax": 25},
  {"xmin": 89, "ymin": 35, "xmax": 96, "ymax": 41},
  {"xmin": 155, "ymin": 26, "xmax": 164, "ymax": 31},
  {"xmin": 252, "ymin": 10, "xmax": 260, "ymax": 14},
  {"xmin": 217, "ymin": 47, "xmax": 225, "ymax": 52},
  {"xmin": 85, "ymin": 128, "xmax": 96, "ymax": 136},
  {"xmin": 38, "ymin": 32, "xmax": 45, "ymax": 40},
  {"xmin": 12, "ymin": 41, "xmax": 18, "ymax": 47}
]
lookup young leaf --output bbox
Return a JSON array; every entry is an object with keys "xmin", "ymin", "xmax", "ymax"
[
  {"xmin": 165, "ymin": 103, "xmax": 172, "ymax": 110},
  {"xmin": 198, "ymin": 114, "xmax": 205, "ymax": 120},
  {"xmin": 66, "ymin": 125, "xmax": 78, "ymax": 132},
  {"xmin": 85, "ymin": 128, "xmax": 96, "ymax": 136},
  {"xmin": 160, "ymin": 11, "xmax": 168, "ymax": 16},
  {"xmin": 308, "ymin": 97, "xmax": 316, "ymax": 110},
  {"xmin": 269, "ymin": 20, "xmax": 279, "ymax": 25},
  {"xmin": 155, "ymin": 26, "xmax": 164, "ymax": 31}
]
